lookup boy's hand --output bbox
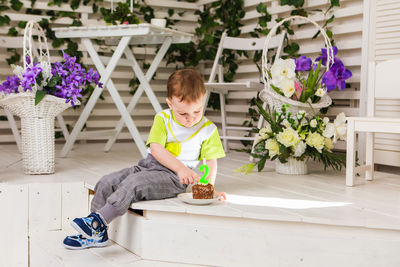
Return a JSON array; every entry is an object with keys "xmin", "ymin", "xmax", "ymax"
[
  {"xmin": 215, "ymin": 191, "xmax": 226, "ymax": 201},
  {"xmin": 177, "ymin": 167, "xmax": 200, "ymax": 184}
]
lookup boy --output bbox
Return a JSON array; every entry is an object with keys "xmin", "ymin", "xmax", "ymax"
[{"xmin": 63, "ymin": 68, "xmax": 226, "ymax": 249}]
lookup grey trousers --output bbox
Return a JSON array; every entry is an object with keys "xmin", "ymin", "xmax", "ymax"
[{"xmin": 90, "ymin": 154, "xmax": 187, "ymax": 216}]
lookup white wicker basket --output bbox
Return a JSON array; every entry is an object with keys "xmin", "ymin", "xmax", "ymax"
[
  {"xmin": 0, "ymin": 93, "xmax": 72, "ymax": 174},
  {"xmin": 260, "ymin": 16, "xmax": 333, "ymax": 118},
  {"xmin": 0, "ymin": 21, "xmax": 75, "ymax": 174},
  {"xmin": 275, "ymin": 157, "xmax": 308, "ymax": 175}
]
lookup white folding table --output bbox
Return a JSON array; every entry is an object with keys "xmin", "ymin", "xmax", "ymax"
[{"xmin": 53, "ymin": 24, "xmax": 193, "ymax": 158}]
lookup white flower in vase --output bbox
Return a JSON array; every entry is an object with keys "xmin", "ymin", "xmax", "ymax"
[
  {"xmin": 323, "ymin": 117, "xmax": 329, "ymax": 125},
  {"xmin": 277, "ymin": 127, "xmax": 300, "ymax": 148},
  {"xmin": 315, "ymin": 87, "xmax": 326, "ymax": 97},
  {"xmin": 297, "ymin": 110, "xmax": 306, "ymax": 119},
  {"xmin": 282, "ymin": 119, "xmax": 291, "ymax": 128},
  {"xmin": 11, "ymin": 65, "xmax": 24, "ymax": 79},
  {"xmin": 279, "ymin": 78, "xmax": 296, "ymax": 98},
  {"xmin": 334, "ymin": 112, "xmax": 347, "ymax": 141},
  {"xmin": 323, "ymin": 122, "xmax": 335, "ymax": 138},
  {"xmin": 324, "ymin": 137, "xmax": 334, "ymax": 151},
  {"xmin": 310, "ymin": 119, "xmax": 318, "ymax": 128},
  {"xmin": 271, "ymin": 58, "xmax": 296, "ymax": 85},
  {"xmin": 40, "ymin": 60, "xmax": 53, "ymax": 85},
  {"xmin": 258, "ymin": 123, "xmax": 272, "ymax": 140},
  {"xmin": 294, "ymin": 140, "xmax": 306, "ymax": 157},
  {"xmin": 265, "ymin": 139, "xmax": 280, "ymax": 157},
  {"xmin": 306, "ymin": 132, "xmax": 325, "ymax": 153}
]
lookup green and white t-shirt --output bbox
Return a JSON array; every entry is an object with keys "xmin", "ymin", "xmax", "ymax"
[{"xmin": 146, "ymin": 109, "xmax": 225, "ymax": 168}]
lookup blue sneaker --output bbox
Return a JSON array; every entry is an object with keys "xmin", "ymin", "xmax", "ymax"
[
  {"xmin": 70, "ymin": 212, "xmax": 107, "ymax": 239},
  {"xmin": 63, "ymin": 233, "xmax": 109, "ymax": 250}
]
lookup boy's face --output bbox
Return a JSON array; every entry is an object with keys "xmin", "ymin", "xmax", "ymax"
[{"xmin": 166, "ymin": 95, "xmax": 204, "ymax": 127}]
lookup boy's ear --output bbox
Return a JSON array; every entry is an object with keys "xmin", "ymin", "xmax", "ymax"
[{"xmin": 166, "ymin": 98, "xmax": 172, "ymax": 109}]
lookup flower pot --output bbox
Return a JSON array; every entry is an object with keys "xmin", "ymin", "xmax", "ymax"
[
  {"xmin": 0, "ymin": 92, "xmax": 77, "ymax": 174},
  {"xmin": 275, "ymin": 157, "xmax": 308, "ymax": 175}
]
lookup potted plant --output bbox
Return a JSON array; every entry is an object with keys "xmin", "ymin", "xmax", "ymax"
[
  {"xmin": 261, "ymin": 16, "xmax": 352, "ymax": 117},
  {"xmin": 0, "ymin": 51, "xmax": 102, "ymax": 174},
  {"xmin": 236, "ymin": 101, "xmax": 347, "ymax": 175}
]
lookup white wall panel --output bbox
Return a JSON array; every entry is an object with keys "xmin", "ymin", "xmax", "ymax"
[
  {"xmin": 0, "ymin": 0, "xmax": 366, "ymax": 154},
  {"xmin": 0, "ymin": 0, "xmax": 196, "ymax": 144}
]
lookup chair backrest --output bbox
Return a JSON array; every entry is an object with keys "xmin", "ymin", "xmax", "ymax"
[
  {"xmin": 368, "ymin": 60, "xmax": 400, "ymax": 116},
  {"xmin": 208, "ymin": 32, "xmax": 286, "ymax": 83}
]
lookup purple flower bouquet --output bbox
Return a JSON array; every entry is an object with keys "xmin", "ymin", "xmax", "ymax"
[
  {"xmin": 0, "ymin": 51, "xmax": 102, "ymax": 106},
  {"xmin": 269, "ymin": 46, "xmax": 352, "ymax": 104}
]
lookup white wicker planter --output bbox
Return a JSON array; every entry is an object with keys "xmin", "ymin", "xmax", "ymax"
[
  {"xmin": 275, "ymin": 157, "xmax": 308, "ymax": 175},
  {"xmin": 260, "ymin": 16, "xmax": 334, "ymax": 118},
  {"xmin": 0, "ymin": 93, "xmax": 76, "ymax": 174}
]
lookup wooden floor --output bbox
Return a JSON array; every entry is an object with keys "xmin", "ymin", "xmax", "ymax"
[
  {"xmin": 2, "ymin": 142, "xmax": 400, "ymax": 230},
  {"xmin": 30, "ymin": 230, "xmax": 205, "ymax": 267},
  {"xmin": 2, "ymin": 142, "xmax": 400, "ymax": 266}
]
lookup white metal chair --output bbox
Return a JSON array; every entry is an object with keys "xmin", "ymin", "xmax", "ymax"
[
  {"xmin": 204, "ymin": 31, "xmax": 285, "ymax": 151},
  {"xmin": 346, "ymin": 60, "xmax": 400, "ymax": 186}
]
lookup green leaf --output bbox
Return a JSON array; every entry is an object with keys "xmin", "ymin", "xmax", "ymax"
[
  {"xmin": 326, "ymin": 15, "xmax": 335, "ymax": 24},
  {"xmin": 17, "ymin": 21, "xmax": 27, "ymax": 28},
  {"xmin": 280, "ymin": 0, "xmax": 305, "ymax": 8},
  {"xmin": 0, "ymin": 15, "xmax": 11, "ymax": 26},
  {"xmin": 330, "ymin": 0, "xmax": 340, "ymax": 7},
  {"xmin": 52, "ymin": 38, "xmax": 64, "ymax": 48},
  {"xmin": 309, "ymin": 60, "xmax": 321, "ymax": 93},
  {"xmin": 257, "ymin": 157, "xmax": 267, "ymax": 172},
  {"xmin": 6, "ymin": 49, "xmax": 20, "ymax": 65},
  {"xmin": 283, "ymin": 42, "xmax": 299, "ymax": 56},
  {"xmin": 47, "ymin": 76, "xmax": 60, "ymax": 88},
  {"xmin": 7, "ymin": 27, "xmax": 18, "ymax": 36},
  {"xmin": 70, "ymin": 0, "xmax": 80, "ymax": 10},
  {"xmin": 11, "ymin": 0, "xmax": 23, "ymax": 11},
  {"xmin": 256, "ymin": 3, "xmax": 267, "ymax": 13},
  {"xmin": 0, "ymin": 5, "xmax": 9, "ymax": 11},
  {"xmin": 326, "ymin": 29, "xmax": 333, "ymax": 39},
  {"xmin": 234, "ymin": 163, "xmax": 256, "ymax": 175},
  {"xmin": 35, "ymin": 90, "xmax": 47, "ymax": 106}
]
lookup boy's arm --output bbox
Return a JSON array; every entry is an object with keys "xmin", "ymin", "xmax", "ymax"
[
  {"xmin": 150, "ymin": 143, "xmax": 200, "ymax": 184},
  {"xmin": 205, "ymin": 158, "xmax": 217, "ymax": 185},
  {"xmin": 206, "ymin": 158, "xmax": 226, "ymax": 200}
]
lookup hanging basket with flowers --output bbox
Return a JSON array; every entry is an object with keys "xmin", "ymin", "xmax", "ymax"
[{"xmin": 260, "ymin": 16, "xmax": 352, "ymax": 117}]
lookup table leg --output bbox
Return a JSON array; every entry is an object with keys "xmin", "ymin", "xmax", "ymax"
[
  {"xmin": 84, "ymin": 37, "xmax": 148, "ymax": 157},
  {"xmin": 104, "ymin": 37, "xmax": 172, "ymax": 152},
  {"xmin": 60, "ymin": 36, "xmax": 131, "ymax": 157},
  {"xmin": 5, "ymin": 110, "xmax": 22, "ymax": 153},
  {"xmin": 57, "ymin": 114, "xmax": 69, "ymax": 140}
]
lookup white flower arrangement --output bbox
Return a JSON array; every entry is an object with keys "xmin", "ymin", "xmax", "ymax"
[{"xmin": 236, "ymin": 102, "xmax": 347, "ymax": 174}]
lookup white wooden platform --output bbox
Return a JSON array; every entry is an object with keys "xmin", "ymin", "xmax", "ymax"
[{"xmin": 1, "ymin": 143, "xmax": 400, "ymax": 266}]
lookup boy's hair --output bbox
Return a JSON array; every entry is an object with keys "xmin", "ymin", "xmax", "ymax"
[{"xmin": 167, "ymin": 68, "xmax": 205, "ymax": 103}]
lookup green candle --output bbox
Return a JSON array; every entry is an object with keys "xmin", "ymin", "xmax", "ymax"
[{"xmin": 198, "ymin": 164, "xmax": 210, "ymax": 185}]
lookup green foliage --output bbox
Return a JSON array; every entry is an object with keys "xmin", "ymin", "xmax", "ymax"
[
  {"xmin": 237, "ymin": 101, "xmax": 346, "ymax": 174},
  {"xmin": 7, "ymin": 26, "xmax": 17, "ymax": 36},
  {"xmin": 280, "ymin": 0, "xmax": 304, "ymax": 8},
  {"xmin": 17, "ymin": 21, "xmax": 26, "ymax": 28},
  {"xmin": 0, "ymin": 14, "xmax": 10, "ymax": 26},
  {"xmin": 10, "ymin": 0, "xmax": 22, "ymax": 11},
  {"xmin": 100, "ymin": 1, "xmax": 141, "ymax": 25},
  {"xmin": 6, "ymin": 48, "xmax": 20, "ymax": 65}
]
